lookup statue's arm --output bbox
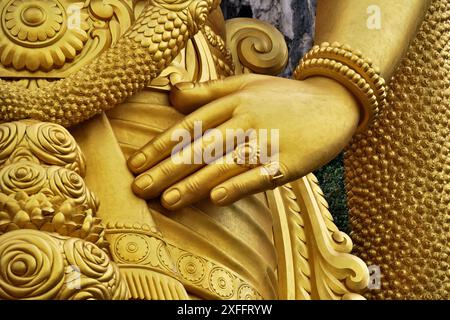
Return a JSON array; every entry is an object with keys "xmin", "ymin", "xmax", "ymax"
[
  {"xmin": 315, "ymin": 0, "xmax": 431, "ymax": 79},
  {"xmin": 127, "ymin": 1, "xmax": 432, "ymax": 209},
  {"xmin": 297, "ymin": 0, "xmax": 432, "ymax": 131}
]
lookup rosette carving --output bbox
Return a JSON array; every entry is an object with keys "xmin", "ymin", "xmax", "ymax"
[
  {"xmin": 238, "ymin": 285, "xmax": 260, "ymax": 300},
  {"xmin": 0, "ymin": 0, "xmax": 138, "ymax": 76},
  {"xmin": 0, "ymin": 164, "xmax": 96, "ymax": 211},
  {"xmin": 177, "ymin": 254, "xmax": 206, "ymax": 283},
  {"xmin": 64, "ymin": 238, "xmax": 113, "ymax": 279},
  {"xmin": 26, "ymin": 122, "xmax": 85, "ymax": 175},
  {"xmin": 209, "ymin": 268, "xmax": 235, "ymax": 298},
  {"xmin": 0, "ymin": 0, "xmax": 89, "ymax": 72},
  {"xmin": 0, "ymin": 121, "xmax": 85, "ymax": 176},
  {"xmin": 0, "ymin": 122, "xmax": 26, "ymax": 163},
  {"xmin": 0, "ymin": 229, "xmax": 65, "ymax": 299},
  {"xmin": 57, "ymin": 237, "xmax": 128, "ymax": 300},
  {"xmin": 47, "ymin": 167, "xmax": 93, "ymax": 209},
  {"xmin": 0, "ymin": 229, "xmax": 128, "ymax": 300},
  {"xmin": 0, "ymin": 162, "xmax": 47, "ymax": 194},
  {"xmin": 0, "ymin": 120, "xmax": 102, "ymax": 246}
]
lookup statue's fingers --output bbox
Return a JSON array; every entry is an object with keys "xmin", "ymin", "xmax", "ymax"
[
  {"xmin": 210, "ymin": 160, "xmax": 287, "ymax": 206},
  {"xmin": 131, "ymin": 117, "xmax": 248, "ymax": 200},
  {"xmin": 127, "ymin": 96, "xmax": 237, "ymax": 174},
  {"xmin": 170, "ymin": 74, "xmax": 259, "ymax": 114},
  {"xmin": 160, "ymin": 152, "xmax": 249, "ymax": 210}
]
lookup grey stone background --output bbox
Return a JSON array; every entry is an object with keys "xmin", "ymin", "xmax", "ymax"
[{"xmin": 221, "ymin": 0, "xmax": 349, "ymax": 231}]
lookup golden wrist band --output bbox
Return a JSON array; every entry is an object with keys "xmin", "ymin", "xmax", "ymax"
[{"xmin": 294, "ymin": 42, "xmax": 387, "ymax": 132}]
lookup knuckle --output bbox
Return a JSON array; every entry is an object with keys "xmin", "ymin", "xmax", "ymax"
[
  {"xmin": 230, "ymin": 181, "xmax": 247, "ymax": 196},
  {"xmin": 179, "ymin": 118, "xmax": 195, "ymax": 132},
  {"xmin": 184, "ymin": 178, "xmax": 201, "ymax": 194},
  {"xmin": 217, "ymin": 164, "xmax": 232, "ymax": 175},
  {"xmin": 159, "ymin": 161, "xmax": 176, "ymax": 176},
  {"xmin": 147, "ymin": 138, "xmax": 167, "ymax": 155}
]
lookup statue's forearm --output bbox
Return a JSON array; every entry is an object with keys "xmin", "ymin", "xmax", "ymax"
[{"xmin": 315, "ymin": 0, "xmax": 431, "ymax": 79}]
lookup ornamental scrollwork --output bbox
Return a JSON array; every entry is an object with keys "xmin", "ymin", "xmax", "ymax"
[{"xmin": 0, "ymin": 0, "xmax": 134, "ymax": 78}]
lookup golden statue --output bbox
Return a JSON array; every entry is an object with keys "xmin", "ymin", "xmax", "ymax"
[{"xmin": 0, "ymin": 0, "xmax": 447, "ymax": 300}]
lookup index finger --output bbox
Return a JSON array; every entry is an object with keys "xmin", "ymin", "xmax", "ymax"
[{"xmin": 127, "ymin": 97, "xmax": 236, "ymax": 174}]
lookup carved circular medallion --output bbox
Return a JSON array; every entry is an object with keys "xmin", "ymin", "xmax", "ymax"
[
  {"xmin": 0, "ymin": 0, "xmax": 88, "ymax": 71},
  {"xmin": 177, "ymin": 254, "xmax": 206, "ymax": 283},
  {"xmin": 115, "ymin": 234, "xmax": 150, "ymax": 263},
  {"xmin": 238, "ymin": 285, "xmax": 259, "ymax": 300},
  {"xmin": 3, "ymin": 0, "xmax": 65, "ymax": 47},
  {"xmin": 209, "ymin": 268, "xmax": 235, "ymax": 298}
]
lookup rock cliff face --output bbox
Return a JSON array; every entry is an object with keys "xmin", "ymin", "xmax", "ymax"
[{"xmin": 221, "ymin": 0, "xmax": 316, "ymax": 76}]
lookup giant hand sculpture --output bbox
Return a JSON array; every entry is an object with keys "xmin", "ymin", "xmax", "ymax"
[{"xmin": 127, "ymin": 74, "xmax": 360, "ymax": 210}]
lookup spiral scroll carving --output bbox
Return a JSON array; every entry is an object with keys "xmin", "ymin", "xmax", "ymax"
[
  {"xmin": 225, "ymin": 17, "xmax": 288, "ymax": 75},
  {"xmin": 0, "ymin": 0, "xmax": 221, "ymax": 127}
]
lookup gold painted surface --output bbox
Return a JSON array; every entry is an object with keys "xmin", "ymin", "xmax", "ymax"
[
  {"xmin": 0, "ymin": 121, "xmax": 128, "ymax": 300},
  {"xmin": 0, "ymin": 0, "xmax": 369, "ymax": 300},
  {"xmin": 0, "ymin": 229, "xmax": 128, "ymax": 300},
  {"xmin": 0, "ymin": 0, "xmax": 221, "ymax": 126},
  {"xmin": 267, "ymin": 176, "xmax": 368, "ymax": 300},
  {"xmin": 226, "ymin": 18, "xmax": 288, "ymax": 76},
  {"xmin": 106, "ymin": 97, "xmax": 279, "ymax": 299},
  {"xmin": 345, "ymin": 0, "xmax": 450, "ymax": 299},
  {"xmin": 0, "ymin": 0, "xmax": 134, "ymax": 78},
  {"xmin": 71, "ymin": 113, "xmax": 190, "ymax": 300}
]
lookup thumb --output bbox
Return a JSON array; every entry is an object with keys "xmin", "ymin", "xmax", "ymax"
[{"xmin": 169, "ymin": 74, "xmax": 257, "ymax": 114}]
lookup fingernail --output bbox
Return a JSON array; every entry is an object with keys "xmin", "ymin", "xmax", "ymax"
[
  {"xmin": 163, "ymin": 188, "xmax": 181, "ymax": 206},
  {"xmin": 175, "ymin": 82, "xmax": 195, "ymax": 90},
  {"xmin": 211, "ymin": 187, "xmax": 228, "ymax": 203},
  {"xmin": 134, "ymin": 174, "xmax": 153, "ymax": 190},
  {"xmin": 129, "ymin": 152, "xmax": 147, "ymax": 169}
]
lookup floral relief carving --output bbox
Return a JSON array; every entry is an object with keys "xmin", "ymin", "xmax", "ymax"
[
  {"xmin": 0, "ymin": 120, "xmax": 130, "ymax": 299},
  {"xmin": 0, "ymin": 163, "xmax": 96, "ymax": 211},
  {"xmin": 0, "ymin": 229, "xmax": 66, "ymax": 299},
  {"xmin": 0, "ymin": 121, "xmax": 104, "ymax": 247},
  {"xmin": 167, "ymin": 244, "xmax": 263, "ymax": 300},
  {"xmin": 0, "ymin": 229, "xmax": 128, "ymax": 300},
  {"xmin": 1, "ymin": 0, "xmax": 89, "ymax": 72},
  {"xmin": 0, "ymin": 0, "xmax": 134, "ymax": 77},
  {"xmin": 0, "ymin": 121, "xmax": 85, "ymax": 176}
]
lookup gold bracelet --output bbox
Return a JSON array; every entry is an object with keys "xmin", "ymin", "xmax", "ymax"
[{"xmin": 294, "ymin": 42, "xmax": 387, "ymax": 132}]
